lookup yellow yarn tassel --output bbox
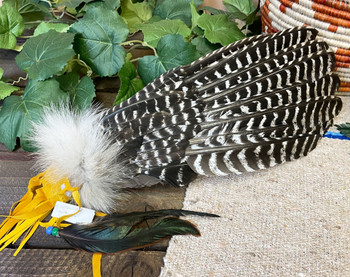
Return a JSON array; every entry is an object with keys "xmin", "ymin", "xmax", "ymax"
[{"xmin": 0, "ymin": 170, "xmax": 79, "ymax": 256}]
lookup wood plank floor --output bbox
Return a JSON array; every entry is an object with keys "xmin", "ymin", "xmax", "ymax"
[
  {"xmin": 0, "ymin": 47, "xmax": 187, "ymax": 276},
  {"xmin": 0, "ymin": 144, "xmax": 186, "ymax": 276}
]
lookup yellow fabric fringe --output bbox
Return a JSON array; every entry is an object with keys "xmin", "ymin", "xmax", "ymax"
[
  {"xmin": 0, "ymin": 170, "xmax": 80, "ymax": 256},
  {"xmin": 0, "ymin": 170, "xmax": 106, "ymax": 276},
  {"xmin": 92, "ymin": 253, "xmax": 103, "ymax": 277}
]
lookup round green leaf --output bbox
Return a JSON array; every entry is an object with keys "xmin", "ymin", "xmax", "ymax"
[
  {"xmin": 137, "ymin": 19, "xmax": 191, "ymax": 48},
  {"xmin": 5, "ymin": 0, "xmax": 52, "ymax": 29},
  {"xmin": 115, "ymin": 62, "xmax": 144, "ymax": 105},
  {"xmin": 56, "ymin": 0, "xmax": 94, "ymax": 9},
  {"xmin": 85, "ymin": 0, "xmax": 120, "ymax": 11},
  {"xmin": 69, "ymin": 7, "xmax": 129, "ymax": 77},
  {"xmin": 33, "ymin": 22, "xmax": 70, "ymax": 36},
  {"xmin": 0, "ymin": 79, "xmax": 68, "ymax": 151},
  {"xmin": 74, "ymin": 76, "xmax": 95, "ymax": 110},
  {"xmin": 15, "ymin": 30, "xmax": 75, "ymax": 80},
  {"xmin": 191, "ymin": 36, "xmax": 220, "ymax": 56},
  {"xmin": 121, "ymin": 0, "xmax": 153, "ymax": 31},
  {"xmin": 153, "ymin": 0, "xmax": 192, "ymax": 26},
  {"xmin": 57, "ymin": 72, "xmax": 96, "ymax": 110},
  {"xmin": 0, "ymin": 3, "xmax": 24, "ymax": 49},
  {"xmin": 223, "ymin": 0, "xmax": 256, "ymax": 20},
  {"xmin": 138, "ymin": 34, "xmax": 200, "ymax": 84},
  {"xmin": 197, "ymin": 13, "xmax": 245, "ymax": 46},
  {"xmin": 190, "ymin": 2, "xmax": 200, "ymax": 28},
  {"xmin": 104, "ymin": 0, "xmax": 120, "ymax": 10},
  {"xmin": 0, "ymin": 81, "xmax": 19, "ymax": 100}
]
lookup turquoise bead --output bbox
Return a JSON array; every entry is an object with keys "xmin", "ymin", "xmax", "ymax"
[{"xmin": 51, "ymin": 227, "xmax": 59, "ymax": 237}]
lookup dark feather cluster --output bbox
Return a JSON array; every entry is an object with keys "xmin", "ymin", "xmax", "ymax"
[{"xmin": 59, "ymin": 209, "xmax": 218, "ymax": 253}]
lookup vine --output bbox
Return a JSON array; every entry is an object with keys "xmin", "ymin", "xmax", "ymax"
[{"xmin": 0, "ymin": 0, "xmax": 260, "ymax": 151}]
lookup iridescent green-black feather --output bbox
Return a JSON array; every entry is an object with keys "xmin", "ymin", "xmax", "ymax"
[{"xmin": 59, "ymin": 209, "xmax": 218, "ymax": 253}]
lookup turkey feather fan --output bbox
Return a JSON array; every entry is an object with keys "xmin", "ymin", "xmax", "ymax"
[{"xmin": 31, "ymin": 27, "xmax": 342, "ymax": 213}]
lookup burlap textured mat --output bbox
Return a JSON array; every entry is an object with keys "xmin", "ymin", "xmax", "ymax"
[{"xmin": 160, "ymin": 97, "xmax": 350, "ymax": 277}]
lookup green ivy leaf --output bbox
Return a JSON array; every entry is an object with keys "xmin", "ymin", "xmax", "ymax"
[
  {"xmin": 56, "ymin": 0, "xmax": 94, "ymax": 9},
  {"xmin": 86, "ymin": 0, "xmax": 120, "ymax": 10},
  {"xmin": 0, "ymin": 81, "xmax": 19, "ymax": 100},
  {"xmin": 0, "ymin": 3, "xmax": 24, "ymax": 49},
  {"xmin": 190, "ymin": 0, "xmax": 204, "ymax": 7},
  {"xmin": 138, "ymin": 34, "xmax": 200, "ymax": 84},
  {"xmin": 114, "ymin": 62, "xmax": 144, "ymax": 105},
  {"xmin": 33, "ymin": 22, "xmax": 70, "ymax": 36},
  {"xmin": 157, "ymin": 0, "xmax": 204, "ymax": 7},
  {"xmin": 56, "ymin": 71, "xmax": 80, "ymax": 93},
  {"xmin": 15, "ymin": 30, "xmax": 75, "ymax": 80},
  {"xmin": 0, "ymin": 79, "xmax": 68, "ymax": 151},
  {"xmin": 106, "ymin": 0, "xmax": 120, "ymax": 9},
  {"xmin": 4, "ymin": 0, "xmax": 51, "ymax": 29},
  {"xmin": 223, "ymin": 0, "xmax": 256, "ymax": 20},
  {"xmin": 192, "ymin": 25, "xmax": 204, "ymax": 36},
  {"xmin": 69, "ymin": 7, "xmax": 129, "ymax": 77},
  {"xmin": 197, "ymin": 13, "xmax": 245, "ymax": 45},
  {"xmin": 73, "ymin": 76, "xmax": 95, "ymax": 110},
  {"xmin": 0, "ymin": 68, "xmax": 19, "ymax": 100},
  {"xmin": 148, "ymin": 15, "xmax": 163, "ymax": 23},
  {"xmin": 153, "ymin": 0, "xmax": 192, "ymax": 26},
  {"xmin": 191, "ymin": 36, "xmax": 220, "ymax": 56},
  {"xmin": 121, "ymin": 0, "xmax": 153, "ymax": 32},
  {"xmin": 56, "ymin": 72, "xmax": 96, "ymax": 110},
  {"xmin": 336, "ymin": 123, "xmax": 350, "ymax": 138},
  {"xmin": 137, "ymin": 19, "xmax": 191, "ymax": 48},
  {"xmin": 148, "ymin": 0, "xmax": 156, "ymax": 9},
  {"xmin": 190, "ymin": 2, "xmax": 200, "ymax": 29}
]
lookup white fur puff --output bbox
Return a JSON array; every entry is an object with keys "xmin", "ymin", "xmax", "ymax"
[{"xmin": 30, "ymin": 104, "xmax": 130, "ymax": 213}]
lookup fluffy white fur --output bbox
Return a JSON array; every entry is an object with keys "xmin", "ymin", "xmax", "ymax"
[{"xmin": 30, "ymin": 105, "xmax": 130, "ymax": 213}]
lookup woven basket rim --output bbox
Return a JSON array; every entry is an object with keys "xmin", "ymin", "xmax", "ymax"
[
  {"xmin": 268, "ymin": 0, "xmax": 350, "ymax": 38},
  {"xmin": 262, "ymin": 0, "xmax": 350, "ymax": 89},
  {"xmin": 265, "ymin": 0, "xmax": 350, "ymax": 48},
  {"xmin": 281, "ymin": 0, "xmax": 350, "ymax": 28}
]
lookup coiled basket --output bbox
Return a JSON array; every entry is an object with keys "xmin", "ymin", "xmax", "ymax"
[{"xmin": 261, "ymin": 0, "xmax": 350, "ymax": 92}]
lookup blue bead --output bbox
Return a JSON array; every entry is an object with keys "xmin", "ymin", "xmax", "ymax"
[
  {"xmin": 324, "ymin": 131, "xmax": 350, "ymax": 141},
  {"xmin": 46, "ymin": 226, "xmax": 54, "ymax": 235}
]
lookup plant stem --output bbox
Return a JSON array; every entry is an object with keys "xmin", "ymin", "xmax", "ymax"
[
  {"xmin": 130, "ymin": 57, "xmax": 141, "ymax": 63},
  {"xmin": 11, "ymin": 75, "xmax": 28, "ymax": 86},
  {"xmin": 63, "ymin": 9, "xmax": 79, "ymax": 20},
  {"xmin": 121, "ymin": 40, "xmax": 158, "ymax": 56},
  {"xmin": 13, "ymin": 45, "xmax": 24, "ymax": 52},
  {"xmin": 70, "ymin": 56, "xmax": 93, "ymax": 77},
  {"xmin": 126, "ymin": 44, "xmax": 144, "ymax": 53}
]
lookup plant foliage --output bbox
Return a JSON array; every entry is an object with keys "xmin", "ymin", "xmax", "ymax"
[{"xmin": 0, "ymin": 0, "xmax": 260, "ymax": 150}]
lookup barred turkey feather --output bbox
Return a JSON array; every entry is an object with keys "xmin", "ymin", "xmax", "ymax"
[
  {"xmin": 102, "ymin": 27, "xmax": 342, "ymax": 187},
  {"xmin": 104, "ymin": 28, "xmax": 341, "ymax": 185},
  {"xmin": 32, "ymin": 28, "xmax": 342, "ymax": 212}
]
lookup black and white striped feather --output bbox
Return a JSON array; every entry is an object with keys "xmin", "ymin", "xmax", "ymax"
[{"xmin": 102, "ymin": 27, "xmax": 342, "ymax": 187}]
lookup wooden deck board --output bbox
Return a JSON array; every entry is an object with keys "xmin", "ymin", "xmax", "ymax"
[
  {"xmin": 0, "ymin": 47, "xmax": 185, "ymax": 276},
  {"xmin": 0, "ymin": 144, "xmax": 185, "ymax": 276},
  {"xmin": 0, "ymin": 248, "xmax": 165, "ymax": 277}
]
